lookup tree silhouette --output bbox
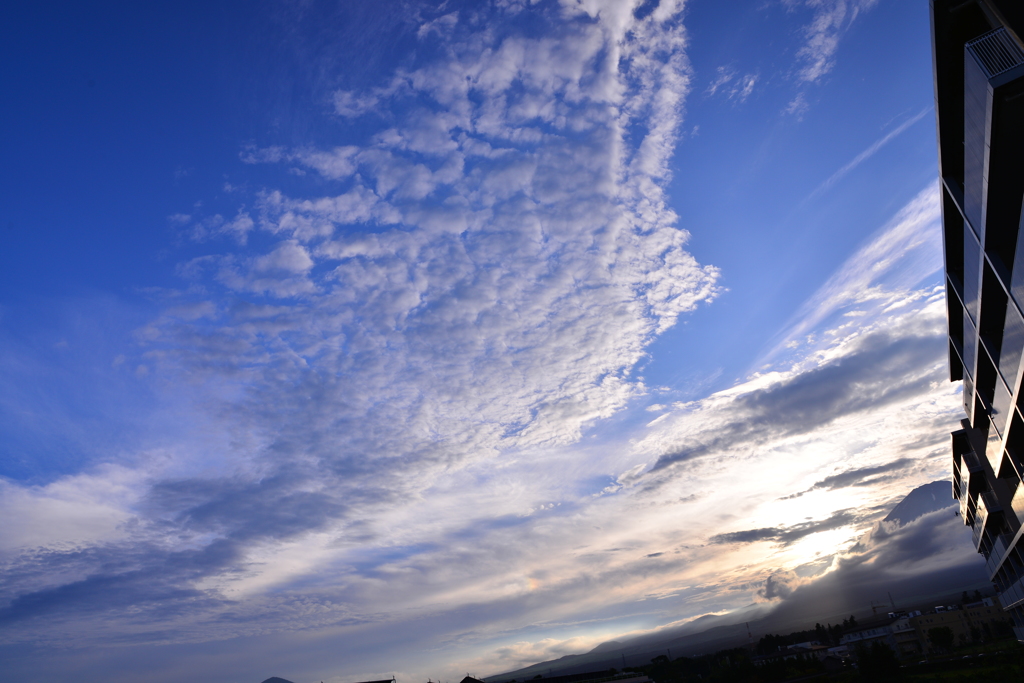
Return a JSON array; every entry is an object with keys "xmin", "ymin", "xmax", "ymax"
[
  {"xmin": 854, "ymin": 641, "xmax": 899, "ymax": 679},
  {"xmin": 927, "ymin": 626, "xmax": 955, "ymax": 652}
]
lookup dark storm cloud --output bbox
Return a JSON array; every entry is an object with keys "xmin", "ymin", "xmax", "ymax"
[
  {"xmin": 708, "ymin": 528, "xmax": 779, "ymax": 544},
  {"xmin": 0, "ymin": 470, "xmax": 357, "ymax": 635},
  {"xmin": 807, "ymin": 458, "xmax": 915, "ymax": 490},
  {"xmin": 0, "ymin": 540, "xmax": 239, "ymax": 627},
  {"xmin": 147, "ymin": 473, "xmax": 348, "ymax": 542},
  {"xmin": 760, "ymin": 509, "xmax": 985, "ymax": 629},
  {"xmin": 779, "ymin": 458, "xmax": 916, "ymax": 499},
  {"xmin": 758, "ymin": 574, "xmax": 792, "ymax": 601},
  {"xmin": 792, "ymin": 556, "xmax": 833, "ymax": 578},
  {"xmin": 651, "ymin": 329, "xmax": 945, "ymax": 471},
  {"xmin": 708, "ymin": 509, "xmax": 860, "ymax": 546}
]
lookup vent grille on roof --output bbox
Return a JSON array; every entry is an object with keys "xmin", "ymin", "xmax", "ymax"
[{"xmin": 966, "ymin": 27, "xmax": 1024, "ymax": 79}]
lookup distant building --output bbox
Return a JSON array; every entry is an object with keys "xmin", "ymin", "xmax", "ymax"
[
  {"xmin": 839, "ymin": 615, "xmax": 920, "ymax": 657},
  {"xmin": 751, "ymin": 642, "xmax": 829, "ymax": 666},
  {"xmin": 910, "ymin": 597, "xmax": 1008, "ymax": 648},
  {"xmin": 826, "ymin": 645, "xmax": 850, "ymax": 660},
  {"xmin": 835, "ymin": 599, "xmax": 1010, "ymax": 656},
  {"xmin": 933, "ymin": 0, "xmax": 1024, "ymax": 641},
  {"xmin": 485, "ymin": 671, "xmax": 649, "ymax": 683},
  {"xmin": 891, "ymin": 617, "xmax": 925, "ymax": 657}
]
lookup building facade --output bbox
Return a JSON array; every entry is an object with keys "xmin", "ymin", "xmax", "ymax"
[
  {"xmin": 934, "ymin": 0, "xmax": 1024, "ymax": 641},
  {"xmin": 910, "ymin": 597, "xmax": 1008, "ymax": 648},
  {"xmin": 835, "ymin": 600, "xmax": 1009, "ymax": 656},
  {"xmin": 838, "ymin": 616, "xmax": 906, "ymax": 654}
]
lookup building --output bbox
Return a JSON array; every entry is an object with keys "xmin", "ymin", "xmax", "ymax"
[
  {"xmin": 485, "ymin": 671, "xmax": 650, "ymax": 683},
  {"xmin": 910, "ymin": 597, "xmax": 1008, "ymax": 648},
  {"xmin": 751, "ymin": 641, "xmax": 830, "ymax": 667},
  {"xmin": 834, "ymin": 600, "xmax": 1010, "ymax": 656},
  {"xmin": 934, "ymin": 0, "xmax": 1024, "ymax": 641},
  {"xmin": 838, "ymin": 615, "xmax": 921, "ymax": 658}
]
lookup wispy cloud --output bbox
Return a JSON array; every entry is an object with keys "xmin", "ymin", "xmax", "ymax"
[
  {"xmin": 783, "ymin": 0, "xmax": 879, "ymax": 116},
  {"xmin": 760, "ymin": 181, "xmax": 942, "ymax": 365},
  {"xmin": 709, "ymin": 509, "xmax": 861, "ymax": 546},
  {"xmin": 645, "ymin": 323, "xmax": 947, "ymax": 473},
  {"xmin": 806, "ymin": 107, "xmax": 932, "ymax": 201},
  {"xmin": 706, "ymin": 67, "xmax": 759, "ymax": 103},
  {"xmin": 784, "ymin": 92, "xmax": 810, "ymax": 118},
  {"xmin": 779, "ymin": 458, "xmax": 916, "ymax": 499},
  {"xmin": 793, "ymin": 0, "xmax": 879, "ymax": 84}
]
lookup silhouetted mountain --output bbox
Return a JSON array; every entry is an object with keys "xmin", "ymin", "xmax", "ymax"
[
  {"xmin": 260, "ymin": 677, "xmax": 296, "ymax": 683},
  {"xmin": 883, "ymin": 480, "xmax": 953, "ymax": 526},
  {"xmin": 485, "ymin": 480, "xmax": 984, "ymax": 682},
  {"xmin": 485, "ymin": 607, "xmax": 768, "ymax": 681},
  {"xmin": 587, "ymin": 640, "xmax": 624, "ymax": 653}
]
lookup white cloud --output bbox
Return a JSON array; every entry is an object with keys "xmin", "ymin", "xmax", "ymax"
[
  {"xmin": 706, "ymin": 67, "xmax": 758, "ymax": 103},
  {"xmin": 418, "ymin": 11, "xmax": 459, "ymax": 40},
  {"xmin": 785, "ymin": 91, "xmax": 809, "ymax": 118},
  {"xmin": 794, "ymin": 0, "xmax": 878, "ymax": 84},
  {"xmin": 706, "ymin": 66, "xmax": 736, "ymax": 97},
  {"xmin": 253, "ymin": 241, "xmax": 315, "ymax": 275},
  {"xmin": 806, "ymin": 107, "xmax": 932, "ymax": 201},
  {"xmin": 762, "ymin": 181, "xmax": 942, "ymax": 364},
  {"xmin": 171, "ymin": 210, "xmax": 255, "ymax": 245},
  {"xmin": 733, "ymin": 73, "xmax": 758, "ymax": 102},
  {"xmin": 334, "ymin": 90, "xmax": 382, "ymax": 118},
  {"xmin": 778, "ymin": 0, "xmax": 878, "ymax": 117},
  {"xmin": 159, "ymin": 0, "xmax": 719, "ymax": 460},
  {"xmin": 0, "ymin": 466, "xmax": 143, "ymax": 558}
]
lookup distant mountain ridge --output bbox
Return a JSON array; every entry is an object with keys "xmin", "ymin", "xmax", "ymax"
[
  {"xmin": 587, "ymin": 640, "xmax": 624, "ymax": 653},
  {"xmin": 883, "ymin": 480, "xmax": 953, "ymax": 526}
]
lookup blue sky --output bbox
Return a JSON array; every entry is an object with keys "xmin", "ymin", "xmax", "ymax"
[{"xmin": 0, "ymin": 1, "xmax": 983, "ymax": 681}]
